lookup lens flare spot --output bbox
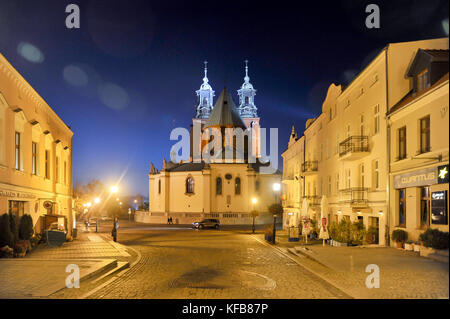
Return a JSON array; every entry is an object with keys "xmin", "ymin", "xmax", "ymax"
[
  {"xmin": 17, "ymin": 42, "xmax": 44, "ymax": 63},
  {"xmin": 98, "ymin": 82, "xmax": 129, "ymax": 110},
  {"xmin": 63, "ymin": 65, "xmax": 89, "ymax": 87},
  {"xmin": 443, "ymin": 19, "xmax": 449, "ymax": 36}
]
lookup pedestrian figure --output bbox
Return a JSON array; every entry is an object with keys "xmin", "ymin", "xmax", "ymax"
[
  {"xmin": 169, "ymin": 217, "xmax": 173, "ymax": 224},
  {"xmin": 112, "ymin": 217, "xmax": 119, "ymax": 242},
  {"xmin": 167, "ymin": 217, "xmax": 170, "ymax": 224},
  {"xmin": 85, "ymin": 219, "xmax": 89, "ymax": 232}
]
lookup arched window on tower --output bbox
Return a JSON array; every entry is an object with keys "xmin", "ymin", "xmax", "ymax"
[
  {"xmin": 186, "ymin": 177, "xmax": 195, "ymax": 194},
  {"xmin": 235, "ymin": 177, "xmax": 241, "ymax": 195},
  {"xmin": 203, "ymin": 98, "xmax": 208, "ymax": 106},
  {"xmin": 245, "ymin": 96, "xmax": 249, "ymax": 105},
  {"xmin": 158, "ymin": 179, "xmax": 161, "ymax": 194},
  {"xmin": 216, "ymin": 177, "xmax": 222, "ymax": 195}
]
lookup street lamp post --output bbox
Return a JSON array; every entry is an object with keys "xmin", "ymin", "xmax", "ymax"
[
  {"xmin": 251, "ymin": 197, "xmax": 257, "ymax": 234},
  {"xmin": 272, "ymin": 183, "xmax": 281, "ymax": 244}
]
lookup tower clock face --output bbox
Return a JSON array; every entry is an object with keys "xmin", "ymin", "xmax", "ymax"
[{"xmin": 225, "ymin": 174, "xmax": 232, "ymax": 180}]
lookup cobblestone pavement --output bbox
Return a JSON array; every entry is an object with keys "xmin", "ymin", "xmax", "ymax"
[
  {"xmin": 268, "ymin": 230, "xmax": 449, "ymax": 299},
  {"xmin": 0, "ymin": 228, "xmax": 137, "ymax": 299},
  {"xmin": 78, "ymin": 222, "xmax": 350, "ymax": 299}
]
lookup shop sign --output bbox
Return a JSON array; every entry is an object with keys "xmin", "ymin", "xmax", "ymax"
[
  {"xmin": 431, "ymin": 190, "xmax": 448, "ymax": 225},
  {"xmin": 0, "ymin": 190, "xmax": 36, "ymax": 199},
  {"xmin": 394, "ymin": 167, "xmax": 437, "ymax": 189},
  {"xmin": 437, "ymin": 165, "xmax": 449, "ymax": 184}
]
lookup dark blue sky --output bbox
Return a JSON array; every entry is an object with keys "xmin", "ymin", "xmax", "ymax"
[{"xmin": 0, "ymin": 0, "xmax": 448, "ymax": 196}]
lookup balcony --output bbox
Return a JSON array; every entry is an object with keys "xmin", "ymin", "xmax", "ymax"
[
  {"xmin": 339, "ymin": 187, "xmax": 369, "ymax": 207},
  {"xmin": 339, "ymin": 136, "xmax": 369, "ymax": 160},
  {"xmin": 282, "ymin": 173, "xmax": 295, "ymax": 184},
  {"xmin": 302, "ymin": 195, "xmax": 321, "ymax": 207},
  {"xmin": 301, "ymin": 161, "xmax": 318, "ymax": 175}
]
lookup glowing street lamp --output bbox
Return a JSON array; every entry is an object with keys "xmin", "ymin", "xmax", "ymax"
[
  {"xmin": 94, "ymin": 197, "xmax": 101, "ymax": 204},
  {"xmin": 110, "ymin": 185, "xmax": 118, "ymax": 194},
  {"xmin": 86, "ymin": 202, "xmax": 92, "ymax": 208}
]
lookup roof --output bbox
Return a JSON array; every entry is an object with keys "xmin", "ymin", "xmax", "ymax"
[
  {"xmin": 389, "ymin": 72, "xmax": 449, "ymax": 115},
  {"xmin": 406, "ymin": 49, "xmax": 449, "ymax": 77},
  {"xmin": 164, "ymin": 162, "xmax": 206, "ymax": 172},
  {"xmin": 204, "ymin": 87, "xmax": 247, "ymax": 129}
]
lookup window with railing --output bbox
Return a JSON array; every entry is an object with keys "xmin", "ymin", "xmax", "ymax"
[
  {"xmin": 339, "ymin": 136, "xmax": 369, "ymax": 156},
  {"xmin": 339, "ymin": 187, "xmax": 369, "ymax": 205},
  {"xmin": 301, "ymin": 161, "xmax": 318, "ymax": 172}
]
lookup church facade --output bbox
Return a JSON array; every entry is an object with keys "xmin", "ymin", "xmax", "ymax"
[{"xmin": 143, "ymin": 62, "xmax": 281, "ymax": 225}]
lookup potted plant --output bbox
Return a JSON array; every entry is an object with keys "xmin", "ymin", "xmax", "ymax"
[
  {"xmin": 419, "ymin": 228, "xmax": 449, "ymax": 257},
  {"xmin": 404, "ymin": 240, "xmax": 414, "ymax": 251},
  {"xmin": 392, "ymin": 229, "xmax": 407, "ymax": 249}
]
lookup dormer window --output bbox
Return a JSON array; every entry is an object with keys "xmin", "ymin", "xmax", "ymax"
[{"xmin": 416, "ymin": 69, "xmax": 430, "ymax": 93}]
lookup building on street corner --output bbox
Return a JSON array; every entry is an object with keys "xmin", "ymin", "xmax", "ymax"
[
  {"xmin": 0, "ymin": 53, "xmax": 74, "ymax": 236},
  {"xmin": 282, "ymin": 37, "xmax": 449, "ymax": 246}
]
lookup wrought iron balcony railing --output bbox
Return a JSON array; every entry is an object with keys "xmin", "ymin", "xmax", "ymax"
[
  {"xmin": 339, "ymin": 187, "xmax": 369, "ymax": 206},
  {"xmin": 339, "ymin": 136, "xmax": 369, "ymax": 157},
  {"xmin": 301, "ymin": 161, "xmax": 318, "ymax": 173}
]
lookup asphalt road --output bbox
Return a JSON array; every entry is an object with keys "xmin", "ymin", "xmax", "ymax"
[{"xmin": 76, "ymin": 220, "xmax": 350, "ymax": 299}]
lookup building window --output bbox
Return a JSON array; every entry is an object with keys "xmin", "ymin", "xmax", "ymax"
[
  {"xmin": 45, "ymin": 150, "xmax": 50, "ymax": 179},
  {"xmin": 329, "ymin": 108, "xmax": 332, "ymax": 121},
  {"xmin": 419, "ymin": 116, "xmax": 430, "ymax": 154},
  {"xmin": 64, "ymin": 161, "xmax": 67, "ymax": 184},
  {"xmin": 158, "ymin": 179, "xmax": 161, "ymax": 194},
  {"xmin": 420, "ymin": 187, "xmax": 430, "ymax": 229},
  {"xmin": 398, "ymin": 126, "xmax": 407, "ymax": 160},
  {"xmin": 32, "ymin": 142, "xmax": 38, "ymax": 175},
  {"xmin": 373, "ymin": 160, "xmax": 379, "ymax": 189},
  {"xmin": 8, "ymin": 201, "xmax": 25, "ymax": 220},
  {"xmin": 55, "ymin": 156, "xmax": 60, "ymax": 183},
  {"xmin": 216, "ymin": 177, "xmax": 222, "ymax": 195},
  {"xmin": 336, "ymin": 173, "xmax": 339, "ymax": 194},
  {"xmin": 15, "ymin": 132, "xmax": 21, "ymax": 170},
  {"xmin": 416, "ymin": 69, "xmax": 429, "ymax": 92},
  {"xmin": 255, "ymin": 180, "xmax": 260, "ymax": 193},
  {"xmin": 186, "ymin": 177, "xmax": 194, "ymax": 194},
  {"xmin": 235, "ymin": 177, "xmax": 241, "ymax": 195},
  {"xmin": 327, "ymin": 176, "xmax": 332, "ymax": 196},
  {"xmin": 245, "ymin": 96, "xmax": 249, "ymax": 104},
  {"xmin": 374, "ymin": 104, "xmax": 380, "ymax": 134},
  {"xmin": 360, "ymin": 164, "xmax": 365, "ymax": 188},
  {"xmin": 398, "ymin": 189, "xmax": 406, "ymax": 227},
  {"xmin": 346, "ymin": 169, "xmax": 351, "ymax": 189},
  {"xmin": 360, "ymin": 115, "xmax": 365, "ymax": 136},
  {"xmin": 335, "ymin": 134, "xmax": 339, "ymax": 155}
]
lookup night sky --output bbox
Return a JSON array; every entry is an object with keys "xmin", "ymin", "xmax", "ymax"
[{"xmin": 0, "ymin": 0, "xmax": 448, "ymax": 196}]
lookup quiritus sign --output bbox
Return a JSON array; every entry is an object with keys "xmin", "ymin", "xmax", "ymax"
[{"xmin": 0, "ymin": 190, "xmax": 36, "ymax": 199}]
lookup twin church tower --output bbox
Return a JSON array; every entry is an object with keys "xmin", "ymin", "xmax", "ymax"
[
  {"xmin": 194, "ymin": 60, "xmax": 258, "ymax": 120},
  {"xmin": 191, "ymin": 60, "xmax": 261, "ymax": 162}
]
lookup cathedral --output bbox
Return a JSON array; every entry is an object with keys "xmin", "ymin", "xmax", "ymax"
[{"xmin": 145, "ymin": 61, "xmax": 281, "ymax": 225}]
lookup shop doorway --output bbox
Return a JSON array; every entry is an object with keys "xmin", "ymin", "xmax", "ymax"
[
  {"xmin": 368, "ymin": 216, "xmax": 379, "ymax": 244},
  {"xmin": 420, "ymin": 187, "xmax": 431, "ymax": 229}
]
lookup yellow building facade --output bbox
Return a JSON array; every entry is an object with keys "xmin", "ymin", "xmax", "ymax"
[
  {"xmin": 282, "ymin": 38, "xmax": 449, "ymax": 246},
  {"xmin": 0, "ymin": 53, "xmax": 74, "ymax": 235}
]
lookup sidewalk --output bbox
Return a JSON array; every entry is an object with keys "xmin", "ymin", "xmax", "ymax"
[
  {"xmin": 259, "ymin": 230, "xmax": 449, "ymax": 299},
  {"xmin": 0, "ymin": 229, "xmax": 136, "ymax": 298}
]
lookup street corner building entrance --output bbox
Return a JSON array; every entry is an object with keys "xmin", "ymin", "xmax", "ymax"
[{"xmin": 0, "ymin": 53, "xmax": 74, "ymax": 237}]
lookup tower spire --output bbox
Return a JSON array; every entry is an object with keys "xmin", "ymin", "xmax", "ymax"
[
  {"xmin": 237, "ymin": 59, "xmax": 257, "ymax": 118},
  {"xmin": 195, "ymin": 60, "xmax": 215, "ymax": 119},
  {"xmin": 244, "ymin": 59, "xmax": 249, "ymax": 83},
  {"xmin": 203, "ymin": 60, "xmax": 208, "ymax": 83}
]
